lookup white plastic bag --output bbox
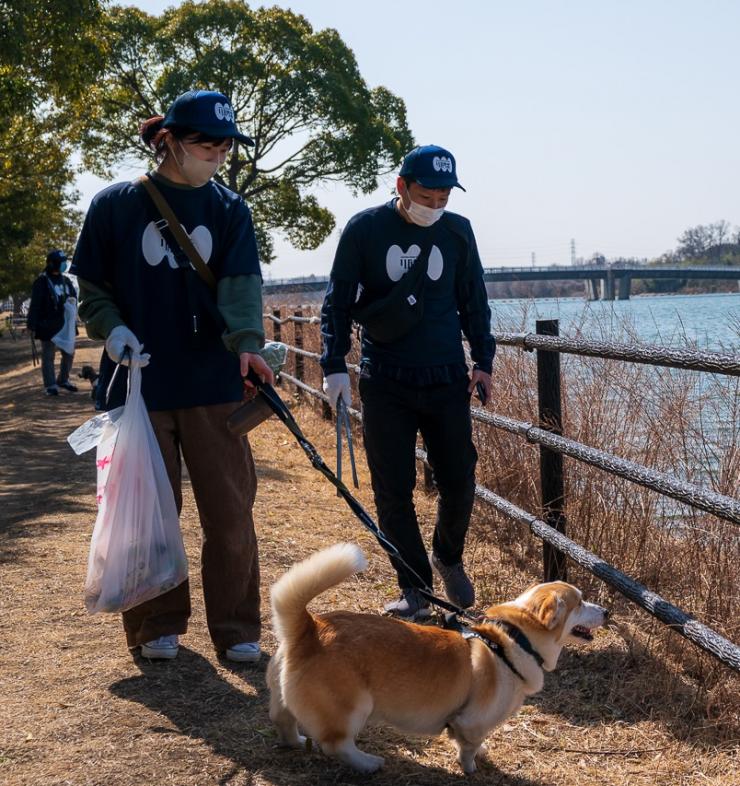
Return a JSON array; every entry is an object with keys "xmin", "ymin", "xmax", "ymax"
[
  {"xmin": 67, "ymin": 407, "xmax": 125, "ymax": 456},
  {"xmin": 81, "ymin": 363, "xmax": 187, "ymax": 614},
  {"xmin": 52, "ymin": 298, "xmax": 77, "ymax": 355}
]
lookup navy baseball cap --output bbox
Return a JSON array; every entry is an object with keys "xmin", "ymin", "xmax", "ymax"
[
  {"xmin": 46, "ymin": 249, "xmax": 67, "ymax": 266},
  {"xmin": 399, "ymin": 145, "xmax": 465, "ymax": 191},
  {"xmin": 163, "ymin": 90, "xmax": 254, "ymax": 146}
]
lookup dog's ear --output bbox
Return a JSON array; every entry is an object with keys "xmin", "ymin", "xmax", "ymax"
[{"xmin": 537, "ymin": 592, "xmax": 565, "ymax": 630}]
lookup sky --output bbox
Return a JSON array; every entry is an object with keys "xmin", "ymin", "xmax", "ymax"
[{"xmin": 79, "ymin": 0, "xmax": 740, "ymax": 279}]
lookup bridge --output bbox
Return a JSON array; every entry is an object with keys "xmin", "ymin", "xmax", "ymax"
[{"xmin": 263, "ymin": 264, "xmax": 740, "ymax": 300}]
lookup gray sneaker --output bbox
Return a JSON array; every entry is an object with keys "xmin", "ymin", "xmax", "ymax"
[
  {"xmin": 225, "ymin": 641, "xmax": 262, "ymax": 663},
  {"xmin": 140, "ymin": 634, "xmax": 179, "ymax": 660},
  {"xmin": 383, "ymin": 588, "xmax": 432, "ymax": 621},
  {"xmin": 431, "ymin": 553, "xmax": 475, "ymax": 608}
]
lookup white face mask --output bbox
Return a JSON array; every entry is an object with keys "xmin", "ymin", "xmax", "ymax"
[
  {"xmin": 401, "ymin": 195, "xmax": 445, "ymax": 227},
  {"xmin": 173, "ymin": 142, "xmax": 226, "ymax": 187}
]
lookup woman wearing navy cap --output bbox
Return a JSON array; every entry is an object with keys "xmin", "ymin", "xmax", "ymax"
[{"xmin": 73, "ymin": 90, "xmax": 272, "ymax": 663}]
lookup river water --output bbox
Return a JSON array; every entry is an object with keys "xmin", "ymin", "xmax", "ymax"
[{"xmin": 490, "ymin": 292, "xmax": 740, "ymax": 352}]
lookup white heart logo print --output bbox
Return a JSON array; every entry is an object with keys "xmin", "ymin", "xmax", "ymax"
[
  {"xmin": 141, "ymin": 221, "xmax": 213, "ymax": 269},
  {"xmin": 385, "ymin": 245, "xmax": 444, "ymax": 282}
]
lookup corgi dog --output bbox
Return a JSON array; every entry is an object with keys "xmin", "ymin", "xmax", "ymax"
[{"xmin": 267, "ymin": 543, "xmax": 608, "ymax": 774}]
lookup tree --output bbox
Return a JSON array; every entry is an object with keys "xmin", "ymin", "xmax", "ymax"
[
  {"xmin": 712, "ymin": 219, "xmax": 731, "ymax": 262},
  {"xmin": 0, "ymin": 115, "xmax": 82, "ymax": 305},
  {"xmin": 676, "ymin": 224, "xmax": 714, "ymax": 261},
  {"xmin": 80, "ymin": 0, "xmax": 414, "ymax": 261},
  {"xmin": 675, "ymin": 220, "xmax": 737, "ymax": 263},
  {"xmin": 0, "ymin": 0, "xmax": 105, "ymax": 300}
]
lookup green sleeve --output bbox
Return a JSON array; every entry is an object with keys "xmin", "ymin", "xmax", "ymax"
[
  {"xmin": 217, "ymin": 274, "xmax": 265, "ymax": 354},
  {"xmin": 77, "ymin": 278, "xmax": 125, "ymax": 341}
]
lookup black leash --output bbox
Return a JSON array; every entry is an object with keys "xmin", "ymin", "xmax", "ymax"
[{"xmin": 244, "ymin": 369, "xmax": 480, "ymax": 622}]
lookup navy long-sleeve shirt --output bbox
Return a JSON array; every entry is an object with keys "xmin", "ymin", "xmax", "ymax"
[{"xmin": 320, "ymin": 199, "xmax": 495, "ymax": 380}]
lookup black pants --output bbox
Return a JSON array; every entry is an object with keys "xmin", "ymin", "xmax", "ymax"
[{"xmin": 359, "ymin": 374, "xmax": 478, "ymax": 591}]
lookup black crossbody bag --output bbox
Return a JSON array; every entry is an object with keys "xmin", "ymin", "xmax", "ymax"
[{"xmin": 351, "ymin": 243, "xmax": 433, "ymax": 343}]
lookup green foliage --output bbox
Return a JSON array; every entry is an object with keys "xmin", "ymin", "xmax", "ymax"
[
  {"xmin": 0, "ymin": 0, "xmax": 105, "ymax": 119},
  {"xmin": 0, "ymin": 0, "xmax": 105, "ymax": 299},
  {"xmin": 81, "ymin": 0, "xmax": 414, "ymax": 260},
  {"xmin": 0, "ymin": 116, "xmax": 82, "ymax": 300}
]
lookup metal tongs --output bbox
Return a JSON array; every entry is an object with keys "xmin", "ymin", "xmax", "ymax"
[{"xmin": 335, "ymin": 397, "xmax": 359, "ymax": 492}]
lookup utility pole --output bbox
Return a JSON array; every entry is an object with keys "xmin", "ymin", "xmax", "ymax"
[
  {"xmin": 570, "ymin": 238, "xmax": 576, "ymax": 266},
  {"xmin": 531, "ymin": 252, "xmax": 536, "ymax": 267}
]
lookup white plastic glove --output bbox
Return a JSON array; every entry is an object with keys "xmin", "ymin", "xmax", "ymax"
[
  {"xmin": 105, "ymin": 325, "xmax": 150, "ymax": 367},
  {"xmin": 322, "ymin": 372, "xmax": 352, "ymax": 409}
]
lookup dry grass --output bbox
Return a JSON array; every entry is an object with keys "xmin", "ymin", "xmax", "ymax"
[{"xmin": 0, "ymin": 330, "xmax": 738, "ymax": 786}]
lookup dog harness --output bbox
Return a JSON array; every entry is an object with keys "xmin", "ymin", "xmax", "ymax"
[
  {"xmin": 486, "ymin": 618, "xmax": 546, "ymax": 670},
  {"xmin": 461, "ymin": 628, "xmax": 527, "ymax": 682},
  {"xmin": 442, "ymin": 613, "xmax": 544, "ymax": 681}
]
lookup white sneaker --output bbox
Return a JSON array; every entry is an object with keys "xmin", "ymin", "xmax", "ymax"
[
  {"xmin": 140, "ymin": 634, "xmax": 179, "ymax": 660},
  {"xmin": 225, "ymin": 641, "xmax": 262, "ymax": 662}
]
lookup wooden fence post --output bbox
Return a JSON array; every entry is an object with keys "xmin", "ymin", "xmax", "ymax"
[
  {"xmin": 536, "ymin": 319, "xmax": 567, "ymax": 582},
  {"xmin": 294, "ymin": 307, "xmax": 304, "ymax": 398},
  {"xmin": 272, "ymin": 307, "xmax": 281, "ymax": 342}
]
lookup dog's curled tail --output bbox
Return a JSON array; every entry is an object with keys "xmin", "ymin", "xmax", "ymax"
[{"xmin": 271, "ymin": 543, "xmax": 368, "ymax": 644}]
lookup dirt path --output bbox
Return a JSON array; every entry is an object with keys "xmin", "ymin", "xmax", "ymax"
[{"xmin": 0, "ymin": 336, "xmax": 736, "ymax": 786}]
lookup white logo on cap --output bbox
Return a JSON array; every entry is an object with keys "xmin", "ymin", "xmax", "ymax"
[
  {"xmin": 432, "ymin": 156, "xmax": 453, "ymax": 173},
  {"xmin": 214, "ymin": 102, "xmax": 234, "ymax": 122}
]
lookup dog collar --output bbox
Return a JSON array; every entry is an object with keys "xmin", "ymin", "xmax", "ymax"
[{"xmin": 486, "ymin": 619, "xmax": 545, "ymax": 669}]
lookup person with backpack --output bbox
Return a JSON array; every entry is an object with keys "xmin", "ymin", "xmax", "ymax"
[
  {"xmin": 72, "ymin": 89, "xmax": 273, "ymax": 662},
  {"xmin": 27, "ymin": 249, "xmax": 79, "ymax": 396},
  {"xmin": 320, "ymin": 145, "xmax": 495, "ymax": 620}
]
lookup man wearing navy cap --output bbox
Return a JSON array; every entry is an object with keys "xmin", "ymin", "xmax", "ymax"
[
  {"xmin": 27, "ymin": 249, "xmax": 79, "ymax": 396},
  {"xmin": 320, "ymin": 145, "xmax": 495, "ymax": 619}
]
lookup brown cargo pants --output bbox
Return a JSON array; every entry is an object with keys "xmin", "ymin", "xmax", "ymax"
[{"xmin": 122, "ymin": 402, "xmax": 261, "ymax": 652}]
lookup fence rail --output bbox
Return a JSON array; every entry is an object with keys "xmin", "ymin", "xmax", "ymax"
[
  {"xmin": 495, "ymin": 331, "xmax": 740, "ymax": 376},
  {"xmin": 476, "ymin": 411, "xmax": 740, "ymax": 526},
  {"xmin": 264, "ymin": 311, "xmax": 740, "ymax": 674}
]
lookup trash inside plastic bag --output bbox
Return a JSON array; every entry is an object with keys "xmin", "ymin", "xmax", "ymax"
[
  {"xmin": 259, "ymin": 341, "xmax": 288, "ymax": 376},
  {"xmin": 70, "ymin": 363, "xmax": 188, "ymax": 614}
]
